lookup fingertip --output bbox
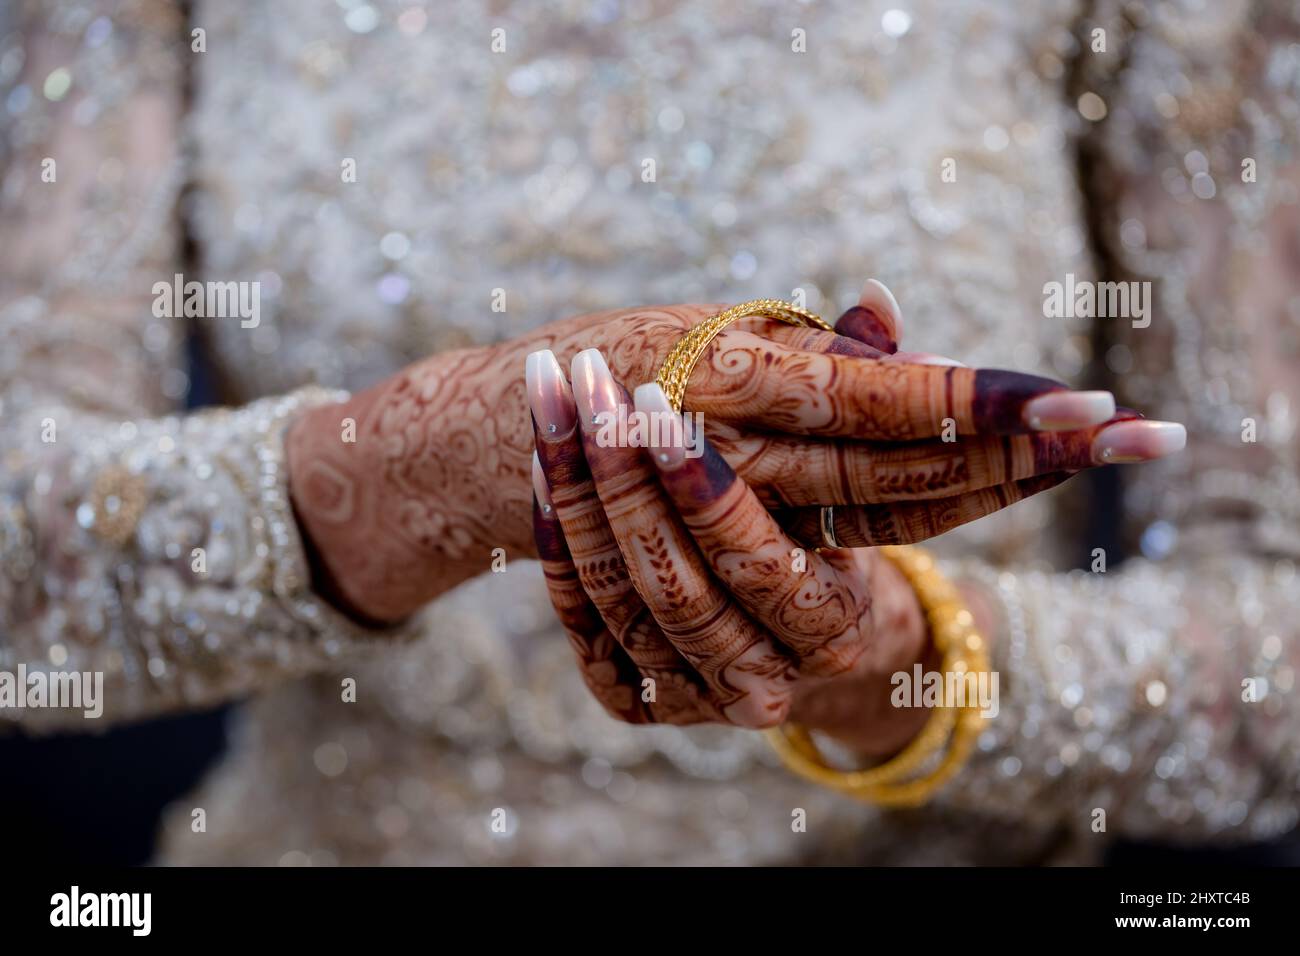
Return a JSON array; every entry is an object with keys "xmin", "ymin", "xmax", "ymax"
[
  {"xmin": 888, "ymin": 350, "xmax": 967, "ymax": 367},
  {"xmin": 525, "ymin": 348, "xmax": 560, "ymax": 393},
  {"xmin": 633, "ymin": 381, "xmax": 688, "ymax": 470},
  {"xmin": 633, "ymin": 387, "xmax": 738, "ymax": 503},
  {"xmin": 531, "ymin": 450, "xmax": 556, "ymax": 519},
  {"xmin": 1092, "ymin": 420, "xmax": 1187, "ymax": 463},
  {"xmin": 570, "ymin": 346, "xmax": 607, "ymax": 382},
  {"xmin": 832, "ymin": 277, "xmax": 901, "ymax": 354},
  {"xmin": 859, "ymin": 278, "xmax": 902, "ymax": 339},
  {"xmin": 526, "ymin": 348, "xmax": 577, "ymax": 439},
  {"xmin": 570, "ymin": 347, "xmax": 620, "ymax": 435},
  {"xmin": 1023, "ymin": 390, "xmax": 1116, "ymax": 431},
  {"xmin": 971, "ymin": 369, "xmax": 1073, "ymax": 434},
  {"xmin": 632, "ymin": 380, "xmax": 673, "ymax": 415},
  {"xmin": 532, "ymin": 501, "xmax": 569, "ymax": 560}
]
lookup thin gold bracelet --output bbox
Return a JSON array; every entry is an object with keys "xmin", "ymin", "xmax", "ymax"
[
  {"xmin": 765, "ymin": 545, "xmax": 990, "ymax": 808},
  {"xmin": 654, "ymin": 299, "xmax": 832, "ymax": 412}
]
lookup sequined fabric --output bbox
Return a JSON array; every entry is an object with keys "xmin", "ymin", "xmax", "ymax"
[{"xmin": 1, "ymin": 0, "xmax": 1297, "ymax": 864}]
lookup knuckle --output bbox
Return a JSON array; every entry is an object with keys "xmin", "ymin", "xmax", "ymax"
[{"xmin": 804, "ymin": 630, "xmax": 870, "ymax": 679}]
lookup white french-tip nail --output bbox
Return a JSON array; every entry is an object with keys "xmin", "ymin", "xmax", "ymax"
[
  {"xmin": 531, "ymin": 450, "xmax": 556, "ymax": 517},
  {"xmin": 1022, "ymin": 390, "xmax": 1116, "ymax": 430},
  {"xmin": 1092, "ymin": 420, "xmax": 1186, "ymax": 464},
  {"xmin": 525, "ymin": 349, "xmax": 576, "ymax": 439},
  {"xmin": 632, "ymin": 382, "xmax": 687, "ymax": 470},
  {"xmin": 860, "ymin": 278, "xmax": 902, "ymax": 326}
]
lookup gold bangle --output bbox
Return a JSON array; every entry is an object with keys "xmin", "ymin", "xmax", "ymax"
[
  {"xmin": 765, "ymin": 545, "xmax": 990, "ymax": 808},
  {"xmin": 654, "ymin": 299, "xmax": 832, "ymax": 413}
]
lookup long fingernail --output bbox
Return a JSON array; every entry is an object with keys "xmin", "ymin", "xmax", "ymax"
[
  {"xmin": 1023, "ymin": 390, "xmax": 1116, "ymax": 430},
  {"xmin": 526, "ymin": 349, "xmax": 576, "ymax": 440},
  {"xmin": 834, "ymin": 278, "xmax": 901, "ymax": 353},
  {"xmin": 891, "ymin": 350, "xmax": 966, "ymax": 367},
  {"xmin": 1092, "ymin": 420, "xmax": 1186, "ymax": 463},
  {"xmin": 531, "ymin": 450, "xmax": 556, "ymax": 519},
  {"xmin": 571, "ymin": 348, "xmax": 621, "ymax": 434},
  {"xmin": 633, "ymin": 382, "xmax": 688, "ymax": 470},
  {"xmin": 860, "ymin": 278, "xmax": 902, "ymax": 335}
]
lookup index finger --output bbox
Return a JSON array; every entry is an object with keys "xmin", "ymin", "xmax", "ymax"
[{"xmin": 683, "ymin": 329, "xmax": 1116, "ymax": 440}]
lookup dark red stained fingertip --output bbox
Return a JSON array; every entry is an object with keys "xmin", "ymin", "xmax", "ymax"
[
  {"xmin": 972, "ymin": 369, "xmax": 1070, "ymax": 434},
  {"xmin": 531, "ymin": 410, "xmax": 591, "ymax": 485},
  {"xmin": 577, "ymin": 380, "xmax": 639, "ymax": 483},
  {"xmin": 533, "ymin": 498, "xmax": 569, "ymax": 560},
  {"xmin": 833, "ymin": 305, "xmax": 898, "ymax": 354},
  {"xmin": 1028, "ymin": 432, "xmax": 1089, "ymax": 473},
  {"xmin": 652, "ymin": 433, "xmax": 738, "ymax": 509}
]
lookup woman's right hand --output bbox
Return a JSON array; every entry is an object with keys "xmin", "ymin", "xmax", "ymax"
[
  {"xmin": 285, "ymin": 280, "xmax": 1181, "ymax": 625},
  {"xmin": 528, "ymin": 342, "xmax": 1185, "ymax": 731}
]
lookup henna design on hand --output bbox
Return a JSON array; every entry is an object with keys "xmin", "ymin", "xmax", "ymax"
[
  {"xmin": 532, "ymin": 355, "xmax": 790, "ymax": 728},
  {"xmin": 640, "ymin": 412, "xmax": 871, "ymax": 679},
  {"xmin": 775, "ymin": 472, "xmax": 1076, "ymax": 548},
  {"xmin": 534, "ymin": 499, "xmax": 650, "ymax": 723},
  {"xmin": 707, "ymin": 412, "xmax": 1141, "ymax": 508},
  {"xmin": 287, "ymin": 295, "xmax": 1139, "ymax": 624}
]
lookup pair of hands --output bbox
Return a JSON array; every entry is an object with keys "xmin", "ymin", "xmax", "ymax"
[
  {"xmin": 287, "ymin": 279, "xmax": 1183, "ymax": 752},
  {"xmin": 524, "ymin": 281, "xmax": 1182, "ymax": 751}
]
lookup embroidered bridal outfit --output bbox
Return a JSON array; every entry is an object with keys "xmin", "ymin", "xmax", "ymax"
[{"xmin": 2, "ymin": 0, "xmax": 1298, "ymax": 864}]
